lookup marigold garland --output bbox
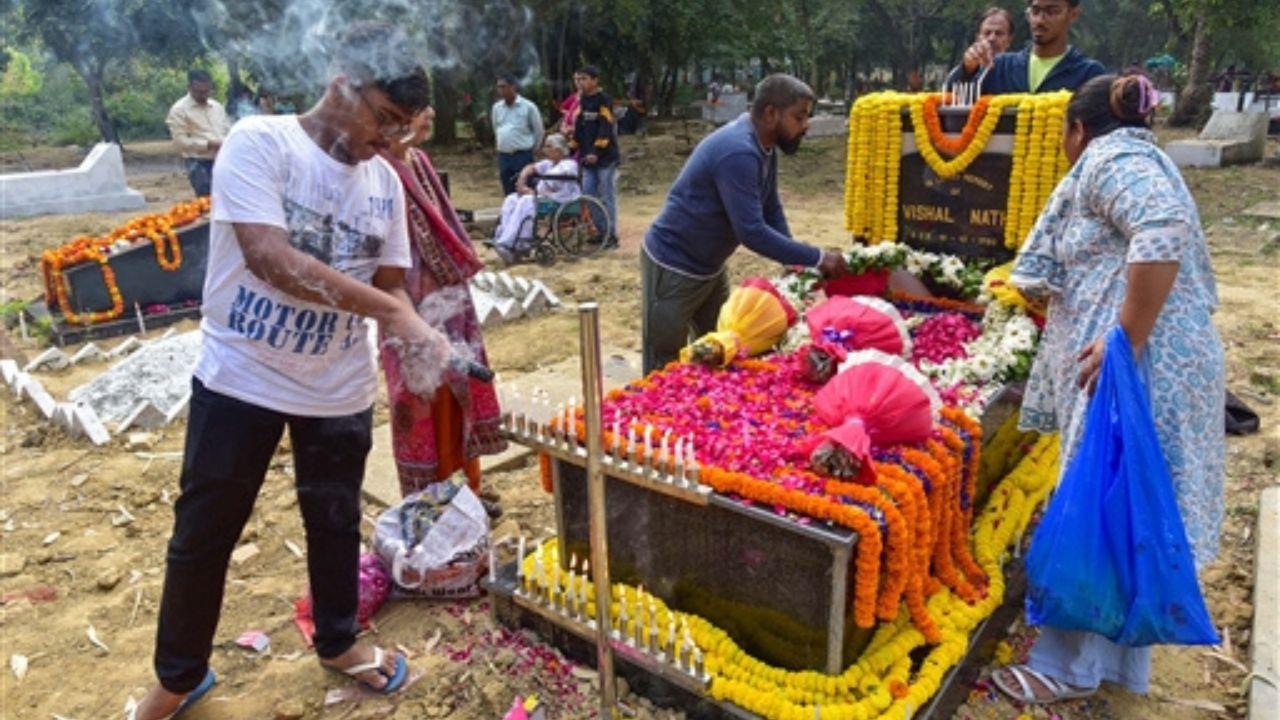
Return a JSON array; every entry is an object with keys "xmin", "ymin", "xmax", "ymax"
[
  {"xmin": 922, "ymin": 94, "xmax": 992, "ymax": 156},
  {"xmin": 543, "ymin": 358, "xmax": 981, "ymax": 636},
  {"xmin": 520, "ymin": 433, "xmax": 1062, "ymax": 720},
  {"xmin": 40, "ymin": 196, "xmax": 210, "ymax": 324},
  {"xmin": 844, "ymin": 91, "xmax": 1072, "ymax": 250}
]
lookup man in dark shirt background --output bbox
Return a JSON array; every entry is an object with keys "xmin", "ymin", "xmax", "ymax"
[
  {"xmin": 948, "ymin": 0, "xmax": 1105, "ymax": 94},
  {"xmin": 640, "ymin": 74, "xmax": 847, "ymax": 373},
  {"xmin": 571, "ymin": 65, "xmax": 620, "ymax": 246}
]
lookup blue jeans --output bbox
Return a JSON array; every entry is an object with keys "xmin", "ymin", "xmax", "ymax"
[
  {"xmin": 582, "ymin": 163, "xmax": 618, "ymax": 239},
  {"xmin": 497, "ymin": 150, "xmax": 534, "ymax": 196}
]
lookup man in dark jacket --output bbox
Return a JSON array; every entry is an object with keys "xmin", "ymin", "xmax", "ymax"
[
  {"xmin": 570, "ymin": 65, "xmax": 620, "ymax": 246},
  {"xmin": 948, "ymin": 0, "xmax": 1105, "ymax": 94},
  {"xmin": 640, "ymin": 74, "xmax": 846, "ymax": 373}
]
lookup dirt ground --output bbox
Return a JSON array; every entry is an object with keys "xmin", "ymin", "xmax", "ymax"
[{"xmin": 0, "ymin": 128, "xmax": 1277, "ymax": 720}]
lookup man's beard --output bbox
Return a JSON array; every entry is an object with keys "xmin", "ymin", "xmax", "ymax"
[{"xmin": 778, "ymin": 132, "xmax": 805, "ymax": 155}]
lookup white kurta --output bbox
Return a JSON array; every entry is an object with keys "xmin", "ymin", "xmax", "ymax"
[{"xmin": 494, "ymin": 159, "xmax": 580, "ymax": 249}]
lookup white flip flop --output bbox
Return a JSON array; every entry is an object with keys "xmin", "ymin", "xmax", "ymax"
[{"xmin": 992, "ymin": 664, "xmax": 1096, "ymax": 705}]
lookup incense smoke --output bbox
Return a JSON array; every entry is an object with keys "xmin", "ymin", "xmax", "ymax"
[{"xmin": 193, "ymin": 0, "xmax": 539, "ymax": 96}]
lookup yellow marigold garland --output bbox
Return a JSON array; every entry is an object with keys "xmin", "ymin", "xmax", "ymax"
[
  {"xmin": 844, "ymin": 91, "xmax": 1072, "ymax": 251},
  {"xmin": 521, "ymin": 433, "xmax": 1061, "ymax": 720}
]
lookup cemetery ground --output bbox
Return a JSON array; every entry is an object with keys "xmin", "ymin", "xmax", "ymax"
[{"xmin": 0, "ymin": 127, "xmax": 1277, "ymax": 720}]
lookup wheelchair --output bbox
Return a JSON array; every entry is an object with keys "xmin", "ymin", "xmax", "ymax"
[{"xmin": 491, "ymin": 173, "xmax": 611, "ymax": 267}]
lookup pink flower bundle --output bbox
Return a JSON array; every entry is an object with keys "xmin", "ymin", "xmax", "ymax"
[{"xmin": 910, "ymin": 312, "xmax": 981, "ymax": 364}]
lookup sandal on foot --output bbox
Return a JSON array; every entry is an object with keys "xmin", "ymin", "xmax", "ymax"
[
  {"xmin": 992, "ymin": 664, "xmax": 1095, "ymax": 705},
  {"xmin": 126, "ymin": 669, "xmax": 216, "ymax": 720},
  {"xmin": 333, "ymin": 646, "xmax": 408, "ymax": 695}
]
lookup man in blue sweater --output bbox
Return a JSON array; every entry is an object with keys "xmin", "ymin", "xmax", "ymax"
[
  {"xmin": 948, "ymin": 0, "xmax": 1105, "ymax": 94},
  {"xmin": 641, "ymin": 74, "xmax": 846, "ymax": 374}
]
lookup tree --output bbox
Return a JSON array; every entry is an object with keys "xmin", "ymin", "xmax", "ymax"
[
  {"xmin": 861, "ymin": 0, "xmax": 987, "ymax": 84},
  {"xmin": 1161, "ymin": 0, "xmax": 1280, "ymax": 126},
  {"xmin": 14, "ymin": 0, "xmax": 205, "ymax": 143}
]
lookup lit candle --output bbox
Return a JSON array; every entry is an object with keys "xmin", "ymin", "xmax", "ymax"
[
  {"xmin": 564, "ymin": 559, "xmax": 576, "ymax": 616},
  {"xmin": 565, "ymin": 397, "xmax": 576, "ymax": 446},
  {"xmin": 611, "ymin": 419, "xmax": 621, "ymax": 454},
  {"xmin": 643, "ymin": 425, "xmax": 654, "ymax": 460},
  {"xmin": 648, "ymin": 611, "xmax": 659, "ymax": 655},
  {"xmin": 626, "ymin": 426, "xmax": 636, "ymax": 464},
  {"xmin": 659, "ymin": 430, "xmax": 671, "ymax": 467},
  {"xmin": 516, "ymin": 535, "xmax": 527, "ymax": 591},
  {"xmin": 667, "ymin": 618, "xmax": 677, "ymax": 656},
  {"xmin": 533, "ymin": 553, "xmax": 545, "ymax": 601},
  {"xmin": 488, "ymin": 542, "xmax": 497, "ymax": 583}
]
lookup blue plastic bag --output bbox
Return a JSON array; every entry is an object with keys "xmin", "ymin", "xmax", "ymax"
[{"xmin": 1025, "ymin": 326, "xmax": 1219, "ymax": 646}]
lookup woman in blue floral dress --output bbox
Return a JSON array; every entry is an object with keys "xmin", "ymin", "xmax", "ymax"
[{"xmin": 995, "ymin": 74, "xmax": 1225, "ymax": 704}]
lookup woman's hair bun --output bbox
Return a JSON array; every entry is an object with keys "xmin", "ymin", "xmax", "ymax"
[{"xmin": 1108, "ymin": 74, "xmax": 1155, "ymax": 123}]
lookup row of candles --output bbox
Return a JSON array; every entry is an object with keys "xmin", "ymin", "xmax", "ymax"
[
  {"xmin": 490, "ymin": 536, "xmax": 707, "ymax": 681},
  {"xmin": 499, "ymin": 387, "xmax": 705, "ymax": 491}
]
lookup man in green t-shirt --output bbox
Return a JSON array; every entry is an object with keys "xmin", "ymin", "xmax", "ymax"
[{"xmin": 948, "ymin": 0, "xmax": 1105, "ymax": 94}]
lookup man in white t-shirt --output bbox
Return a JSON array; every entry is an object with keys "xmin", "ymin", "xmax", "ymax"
[{"xmin": 132, "ymin": 24, "xmax": 449, "ymax": 719}]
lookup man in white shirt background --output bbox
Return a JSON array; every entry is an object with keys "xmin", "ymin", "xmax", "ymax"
[
  {"xmin": 165, "ymin": 69, "xmax": 232, "ymax": 197},
  {"xmin": 491, "ymin": 73, "xmax": 544, "ymax": 196}
]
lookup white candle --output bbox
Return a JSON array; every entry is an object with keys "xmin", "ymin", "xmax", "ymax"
[
  {"xmin": 611, "ymin": 420, "xmax": 621, "ymax": 452},
  {"xmin": 488, "ymin": 543, "xmax": 497, "ymax": 583},
  {"xmin": 626, "ymin": 426, "xmax": 636, "ymax": 461},
  {"xmin": 565, "ymin": 397, "xmax": 576, "ymax": 443},
  {"xmin": 673, "ymin": 438, "xmax": 685, "ymax": 480},
  {"xmin": 643, "ymin": 425, "xmax": 654, "ymax": 459},
  {"xmin": 533, "ymin": 553, "xmax": 544, "ymax": 599},
  {"xmin": 511, "ymin": 389, "xmax": 524, "ymax": 432},
  {"xmin": 516, "ymin": 536, "xmax": 527, "ymax": 580}
]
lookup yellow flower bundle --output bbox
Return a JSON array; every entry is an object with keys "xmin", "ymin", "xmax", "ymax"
[
  {"xmin": 521, "ymin": 433, "xmax": 1062, "ymax": 720},
  {"xmin": 844, "ymin": 91, "xmax": 1072, "ymax": 250}
]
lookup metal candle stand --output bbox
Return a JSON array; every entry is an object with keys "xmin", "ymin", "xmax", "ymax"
[{"xmin": 486, "ymin": 303, "xmax": 711, "ymax": 718}]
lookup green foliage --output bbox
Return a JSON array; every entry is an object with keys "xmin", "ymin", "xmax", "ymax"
[
  {"xmin": 0, "ymin": 51, "xmax": 223, "ymax": 146},
  {"xmin": 2, "ymin": 0, "xmax": 1278, "ymax": 145},
  {"xmin": 0, "ymin": 49, "xmax": 42, "ymax": 96}
]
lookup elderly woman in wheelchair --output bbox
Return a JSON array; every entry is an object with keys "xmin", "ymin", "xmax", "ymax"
[{"xmin": 490, "ymin": 133, "xmax": 611, "ymax": 265}]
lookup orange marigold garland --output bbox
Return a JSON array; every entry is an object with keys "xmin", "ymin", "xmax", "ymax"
[
  {"xmin": 40, "ymin": 196, "xmax": 210, "ymax": 324},
  {"xmin": 937, "ymin": 427, "xmax": 987, "ymax": 588},
  {"xmin": 921, "ymin": 94, "xmax": 992, "ymax": 156},
  {"xmin": 532, "ymin": 357, "xmax": 994, "ymax": 645}
]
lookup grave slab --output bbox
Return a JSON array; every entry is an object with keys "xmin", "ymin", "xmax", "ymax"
[
  {"xmin": 0, "ymin": 143, "xmax": 146, "ymax": 219},
  {"xmin": 1167, "ymin": 109, "xmax": 1269, "ymax": 168},
  {"xmin": 1244, "ymin": 201, "xmax": 1280, "ymax": 222},
  {"xmin": 1250, "ymin": 487, "xmax": 1280, "ymax": 720},
  {"xmin": 806, "ymin": 114, "xmax": 847, "ymax": 138}
]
